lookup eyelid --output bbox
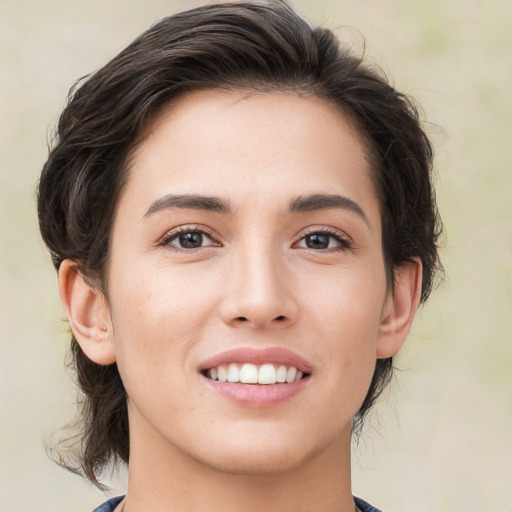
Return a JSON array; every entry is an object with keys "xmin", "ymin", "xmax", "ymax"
[
  {"xmin": 293, "ymin": 225, "xmax": 353, "ymax": 249},
  {"xmin": 158, "ymin": 224, "xmax": 220, "ymax": 249}
]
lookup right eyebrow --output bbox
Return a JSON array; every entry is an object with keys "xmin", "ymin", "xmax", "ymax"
[
  {"xmin": 143, "ymin": 194, "xmax": 232, "ymax": 218},
  {"xmin": 288, "ymin": 193, "xmax": 370, "ymax": 227}
]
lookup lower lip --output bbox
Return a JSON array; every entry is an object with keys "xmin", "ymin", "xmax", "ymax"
[{"xmin": 200, "ymin": 375, "xmax": 310, "ymax": 407}]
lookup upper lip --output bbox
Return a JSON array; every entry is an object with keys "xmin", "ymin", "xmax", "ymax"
[{"xmin": 198, "ymin": 347, "xmax": 313, "ymax": 374}]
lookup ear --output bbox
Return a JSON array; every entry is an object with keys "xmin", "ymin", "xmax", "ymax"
[
  {"xmin": 377, "ymin": 258, "xmax": 422, "ymax": 359},
  {"xmin": 58, "ymin": 260, "xmax": 116, "ymax": 365}
]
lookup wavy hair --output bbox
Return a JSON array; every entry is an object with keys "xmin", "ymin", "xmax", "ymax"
[{"xmin": 38, "ymin": 0, "xmax": 442, "ymax": 487}]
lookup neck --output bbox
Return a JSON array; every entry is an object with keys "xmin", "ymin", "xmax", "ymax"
[{"xmin": 123, "ymin": 409, "xmax": 356, "ymax": 512}]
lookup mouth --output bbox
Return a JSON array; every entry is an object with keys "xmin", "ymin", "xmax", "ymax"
[
  {"xmin": 198, "ymin": 347, "xmax": 312, "ymax": 406},
  {"xmin": 201, "ymin": 363, "xmax": 308, "ymax": 384}
]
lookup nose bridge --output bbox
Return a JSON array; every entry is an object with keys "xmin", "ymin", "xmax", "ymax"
[{"xmin": 221, "ymin": 234, "xmax": 297, "ymax": 328}]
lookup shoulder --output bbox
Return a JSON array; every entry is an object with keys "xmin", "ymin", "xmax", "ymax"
[
  {"xmin": 354, "ymin": 496, "xmax": 384, "ymax": 512},
  {"xmin": 92, "ymin": 496, "xmax": 124, "ymax": 512}
]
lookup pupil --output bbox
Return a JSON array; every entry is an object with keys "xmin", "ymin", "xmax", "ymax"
[
  {"xmin": 306, "ymin": 234, "xmax": 329, "ymax": 249},
  {"xmin": 179, "ymin": 232, "xmax": 203, "ymax": 248}
]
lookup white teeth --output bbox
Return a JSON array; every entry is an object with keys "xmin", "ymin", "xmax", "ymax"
[
  {"xmin": 276, "ymin": 365, "xmax": 287, "ymax": 383},
  {"xmin": 286, "ymin": 366, "xmax": 297, "ymax": 383},
  {"xmin": 227, "ymin": 363, "xmax": 239, "ymax": 382},
  {"xmin": 206, "ymin": 363, "xmax": 306, "ymax": 384},
  {"xmin": 258, "ymin": 363, "xmax": 276, "ymax": 384},
  {"xmin": 217, "ymin": 365, "xmax": 227, "ymax": 382},
  {"xmin": 239, "ymin": 363, "xmax": 258, "ymax": 384}
]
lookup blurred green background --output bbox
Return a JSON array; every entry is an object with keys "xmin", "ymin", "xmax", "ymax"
[{"xmin": 0, "ymin": 1, "xmax": 510, "ymax": 511}]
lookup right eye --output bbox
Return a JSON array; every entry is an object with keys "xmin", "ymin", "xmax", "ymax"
[{"xmin": 161, "ymin": 227, "xmax": 219, "ymax": 250}]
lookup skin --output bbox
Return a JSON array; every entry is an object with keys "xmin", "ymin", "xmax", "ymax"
[{"xmin": 59, "ymin": 90, "xmax": 421, "ymax": 512}]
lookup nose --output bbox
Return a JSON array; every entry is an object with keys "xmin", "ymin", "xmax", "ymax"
[{"xmin": 219, "ymin": 245, "xmax": 298, "ymax": 329}]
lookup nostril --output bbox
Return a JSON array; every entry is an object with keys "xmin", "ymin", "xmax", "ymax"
[
  {"xmin": 236, "ymin": 317, "xmax": 248, "ymax": 322},
  {"xmin": 274, "ymin": 315, "xmax": 286, "ymax": 321}
]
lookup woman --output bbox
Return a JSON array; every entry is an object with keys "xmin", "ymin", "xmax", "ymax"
[{"xmin": 37, "ymin": 2, "xmax": 442, "ymax": 511}]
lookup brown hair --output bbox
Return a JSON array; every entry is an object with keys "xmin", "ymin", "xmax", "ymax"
[{"xmin": 38, "ymin": 0, "xmax": 442, "ymax": 487}]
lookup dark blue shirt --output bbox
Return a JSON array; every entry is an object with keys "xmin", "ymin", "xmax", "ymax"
[{"xmin": 92, "ymin": 495, "xmax": 383, "ymax": 511}]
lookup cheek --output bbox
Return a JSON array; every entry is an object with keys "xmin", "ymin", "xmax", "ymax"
[
  {"xmin": 106, "ymin": 267, "xmax": 214, "ymax": 421},
  {"xmin": 301, "ymin": 265, "xmax": 387, "ymax": 395},
  {"xmin": 303, "ymin": 263, "xmax": 387, "ymax": 338},
  {"xmin": 107, "ymin": 262, "xmax": 220, "ymax": 372}
]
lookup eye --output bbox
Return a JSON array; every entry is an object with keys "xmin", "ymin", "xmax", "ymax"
[
  {"xmin": 161, "ymin": 227, "xmax": 219, "ymax": 250},
  {"xmin": 295, "ymin": 229, "xmax": 352, "ymax": 251}
]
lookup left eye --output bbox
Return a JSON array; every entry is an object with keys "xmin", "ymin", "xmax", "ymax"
[
  {"xmin": 296, "ymin": 233, "xmax": 346, "ymax": 250},
  {"xmin": 166, "ymin": 230, "xmax": 215, "ymax": 249}
]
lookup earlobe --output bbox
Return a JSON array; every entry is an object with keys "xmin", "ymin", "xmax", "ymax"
[
  {"xmin": 58, "ymin": 260, "xmax": 116, "ymax": 365},
  {"xmin": 377, "ymin": 259, "xmax": 422, "ymax": 359}
]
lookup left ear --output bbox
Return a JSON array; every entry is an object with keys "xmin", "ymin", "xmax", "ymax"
[{"xmin": 377, "ymin": 258, "xmax": 422, "ymax": 359}]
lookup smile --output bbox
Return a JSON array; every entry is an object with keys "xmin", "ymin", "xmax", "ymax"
[
  {"xmin": 198, "ymin": 347, "xmax": 313, "ymax": 406},
  {"xmin": 203, "ymin": 363, "xmax": 306, "ymax": 384}
]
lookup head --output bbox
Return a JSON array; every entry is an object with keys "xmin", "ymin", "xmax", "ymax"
[{"xmin": 38, "ymin": 0, "xmax": 442, "ymax": 487}]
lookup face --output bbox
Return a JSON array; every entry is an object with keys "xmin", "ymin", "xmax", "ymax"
[{"xmin": 105, "ymin": 90, "xmax": 392, "ymax": 475}]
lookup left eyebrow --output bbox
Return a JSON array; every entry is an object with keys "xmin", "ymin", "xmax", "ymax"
[
  {"xmin": 288, "ymin": 193, "xmax": 370, "ymax": 227},
  {"xmin": 144, "ymin": 193, "xmax": 232, "ymax": 218}
]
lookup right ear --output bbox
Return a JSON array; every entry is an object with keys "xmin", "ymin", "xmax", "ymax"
[{"xmin": 58, "ymin": 260, "xmax": 116, "ymax": 365}]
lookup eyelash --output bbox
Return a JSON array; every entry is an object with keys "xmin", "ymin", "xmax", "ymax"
[
  {"xmin": 294, "ymin": 226, "xmax": 353, "ymax": 251},
  {"xmin": 159, "ymin": 225, "xmax": 219, "ymax": 251},
  {"xmin": 159, "ymin": 225, "xmax": 353, "ymax": 252}
]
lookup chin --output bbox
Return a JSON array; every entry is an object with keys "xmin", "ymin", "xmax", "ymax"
[
  {"xmin": 177, "ymin": 409, "xmax": 353, "ymax": 477},
  {"xmin": 188, "ymin": 425, "xmax": 337, "ymax": 477},
  {"xmin": 198, "ymin": 445, "xmax": 311, "ymax": 477}
]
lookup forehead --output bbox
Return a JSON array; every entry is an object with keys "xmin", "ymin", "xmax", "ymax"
[{"xmin": 121, "ymin": 89, "xmax": 379, "ymax": 224}]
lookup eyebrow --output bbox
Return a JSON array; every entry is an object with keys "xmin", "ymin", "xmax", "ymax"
[
  {"xmin": 144, "ymin": 194, "xmax": 232, "ymax": 218},
  {"xmin": 144, "ymin": 192, "xmax": 369, "ymax": 226},
  {"xmin": 288, "ymin": 193, "xmax": 369, "ymax": 226}
]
